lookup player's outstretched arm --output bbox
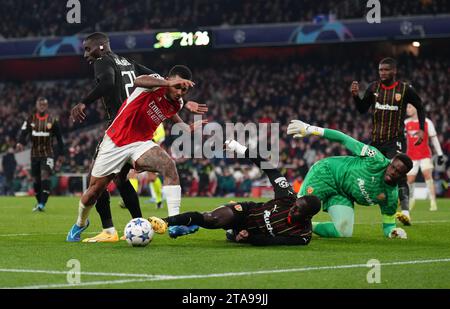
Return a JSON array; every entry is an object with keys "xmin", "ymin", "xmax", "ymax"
[
  {"xmin": 170, "ymin": 114, "xmax": 207, "ymax": 132},
  {"xmin": 134, "ymin": 75, "xmax": 194, "ymax": 90},
  {"xmin": 287, "ymin": 120, "xmax": 368, "ymax": 156}
]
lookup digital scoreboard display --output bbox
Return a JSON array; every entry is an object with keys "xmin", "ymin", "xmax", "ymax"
[{"xmin": 154, "ymin": 31, "xmax": 211, "ymax": 49}]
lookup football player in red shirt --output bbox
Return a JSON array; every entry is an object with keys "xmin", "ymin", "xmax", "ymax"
[
  {"xmin": 405, "ymin": 104, "xmax": 444, "ymax": 211},
  {"xmin": 67, "ymin": 65, "xmax": 207, "ymax": 241}
]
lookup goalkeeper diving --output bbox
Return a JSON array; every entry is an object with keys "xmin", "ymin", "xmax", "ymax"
[{"xmin": 287, "ymin": 120, "xmax": 413, "ymax": 239}]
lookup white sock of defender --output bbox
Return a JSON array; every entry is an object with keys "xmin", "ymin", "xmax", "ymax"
[
  {"xmin": 103, "ymin": 227, "xmax": 116, "ymax": 234},
  {"xmin": 163, "ymin": 185, "xmax": 181, "ymax": 216},
  {"xmin": 76, "ymin": 201, "xmax": 91, "ymax": 227},
  {"xmin": 225, "ymin": 140, "xmax": 247, "ymax": 155},
  {"xmin": 426, "ymin": 179, "xmax": 437, "ymax": 209},
  {"xmin": 408, "ymin": 183, "xmax": 416, "ymax": 210}
]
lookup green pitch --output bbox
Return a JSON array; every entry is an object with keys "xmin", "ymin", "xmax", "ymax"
[{"xmin": 0, "ymin": 196, "xmax": 450, "ymax": 289}]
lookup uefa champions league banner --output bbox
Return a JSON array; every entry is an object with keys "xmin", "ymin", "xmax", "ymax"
[{"xmin": 1, "ymin": 15, "xmax": 450, "ymax": 59}]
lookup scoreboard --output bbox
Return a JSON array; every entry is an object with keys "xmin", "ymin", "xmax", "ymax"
[{"xmin": 154, "ymin": 31, "xmax": 211, "ymax": 49}]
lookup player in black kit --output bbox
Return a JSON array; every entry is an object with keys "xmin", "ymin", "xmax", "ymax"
[
  {"xmin": 149, "ymin": 140, "xmax": 321, "ymax": 246},
  {"xmin": 351, "ymin": 57, "xmax": 425, "ymax": 226},
  {"xmin": 17, "ymin": 97, "xmax": 64, "ymax": 212},
  {"xmin": 68, "ymin": 32, "xmax": 207, "ymax": 242}
]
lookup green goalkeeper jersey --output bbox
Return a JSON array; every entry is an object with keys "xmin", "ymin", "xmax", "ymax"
[{"xmin": 300, "ymin": 129, "xmax": 398, "ymax": 216}]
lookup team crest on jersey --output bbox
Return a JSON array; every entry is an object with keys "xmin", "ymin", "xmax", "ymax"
[
  {"xmin": 377, "ymin": 193, "xmax": 386, "ymax": 201},
  {"xmin": 234, "ymin": 204, "xmax": 243, "ymax": 212},
  {"xmin": 47, "ymin": 123, "xmax": 52, "ymax": 130},
  {"xmin": 395, "ymin": 93, "xmax": 402, "ymax": 101},
  {"xmin": 307, "ymin": 187, "xmax": 314, "ymax": 194}
]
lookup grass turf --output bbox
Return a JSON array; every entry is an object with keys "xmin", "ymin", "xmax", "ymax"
[{"xmin": 0, "ymin": 196, "xmax": 449, "ymax": 289}]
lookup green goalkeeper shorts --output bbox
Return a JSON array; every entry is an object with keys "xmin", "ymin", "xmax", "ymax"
[{"xmin": 298, "ymin": 160, "xmax": 354, "ymax": 212}]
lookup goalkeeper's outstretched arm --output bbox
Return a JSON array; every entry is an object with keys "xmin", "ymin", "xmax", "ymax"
[{"xmin": 287, "ymin": 120, "xmax": 369, "ymax": 156}]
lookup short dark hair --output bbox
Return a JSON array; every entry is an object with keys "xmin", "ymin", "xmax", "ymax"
[
  {"xmin": 168, "ymin": 65, "xmax": 192, "ymax": 80},
  {"xmin": 379, "ymin": 57, "xmax": 397, "ymax": 68},
  {"xmin": 393, "ymin": 153, "xmax": 413, "ymax": 172},
  {"xmin": 85, "ymin": 32, "xmax": 109, "ymax": 43}
]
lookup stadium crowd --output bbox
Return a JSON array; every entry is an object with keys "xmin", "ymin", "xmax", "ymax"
[
  {"xmin": 1, "ymin": 0, "xmax": 449, "ymax": 39},
  {"xmin": 0, "ymin": 52, "xmax": 449, "ymax": 197}
]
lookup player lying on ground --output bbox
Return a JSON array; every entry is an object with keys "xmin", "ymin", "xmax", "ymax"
[
  {"xmin": 287, "ymin": 120, "xmax": 413, "ymax": 239},
  {"xmin": 405, "ymin": 104, "xmax": 444, "ymax": 211},
  {"xmin": 149, "ymin": 140, "xmax": 321, "ymax": 246},
  {"xmin": 67, "ymin": 66, "xmax": 206, "ymax": 242}
]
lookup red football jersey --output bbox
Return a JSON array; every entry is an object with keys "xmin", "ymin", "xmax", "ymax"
[
  {"xmin": 405, "ymin": 118, "xmax": 436, "ymax": 160},
  {"xmin": 107, "ymin": 87, "xmax": 182, "ymax": 146}
]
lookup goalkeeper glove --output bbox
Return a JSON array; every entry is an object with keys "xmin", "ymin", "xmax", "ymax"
[
  {"xmin": 389, "ymin": 227, "xmax": 407, "ymax": 239},
  {"xmin": 287, "ymin": 120, "xmax": 324, "ymax": 139}
]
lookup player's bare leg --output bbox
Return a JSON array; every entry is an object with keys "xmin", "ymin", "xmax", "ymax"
[
  {"xmin": 422, "ymin": 169, "xmax": 438, "ymax": 211},
  {"xmin": 135, "ymin": 147, "xmax": 199, "ymax": 238},
  {"xmin": 66, "ymin": 174, "xmax": 115, "ymax": 242},
  {"xmin": 407, "ymin": 174, "xmax": 417, "ymax": 211}
]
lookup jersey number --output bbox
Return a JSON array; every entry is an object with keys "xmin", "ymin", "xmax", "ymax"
[{"xmin": 121, "ymin": 70, "xmax": 137, "ymax": 97}]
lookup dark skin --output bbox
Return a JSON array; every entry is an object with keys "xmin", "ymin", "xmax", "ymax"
[
  {"xmin": 71, "ymin": 39, "xmax": 208, "ymax": 123},
  {"xmin": 351, "ymin": 63, "xmax": 424, "ymax": 145},
  {"xmin": 384, "ymin": 158, "xmax": 410, "ymax": 186}
]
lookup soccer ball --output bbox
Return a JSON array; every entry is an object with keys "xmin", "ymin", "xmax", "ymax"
[{"xmin": 124, "ymin": 218, "xmax": 154, "ymax": 247}]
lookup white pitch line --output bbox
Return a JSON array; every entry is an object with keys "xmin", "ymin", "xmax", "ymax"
[
  {"xmin": 0, "ymin": 268, "xmax": 159, "ymax": 278},
  {"xmin": 0, "ymin": 232, "xmax": 99, "ymax": 237},
  {"xmin": 354, "ymin": 219, "xmax": 450, "ymax": 225},
  {"xmin": 3, "ymin": 257, "xmax": 450, "ymax": 289}
]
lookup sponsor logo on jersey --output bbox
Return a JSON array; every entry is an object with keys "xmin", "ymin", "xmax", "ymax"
[
  {"xmin": 263, "ymin": 210, "xmax": 275, "ymax": 237},
  {"xmin": 357, "ymin": 178, "xmax": 375, "ymax": 205},
  {"xmin": 395, "ymin": 93, "xmax": 402, "ymax": 101},
  {"xmin": 307, "ymin": 186, "xmax": 314, "ymax": 194},
  {"xmin": 375, "ymin": 102, "xmax": 399, "ymax": 111},
  {"xmin": 32, "ymin": 130, "xmax": 50, "ymax": 137},
  {"xmin": 234, "ymin": 204, "xmax": 243, "ymax": 212}
]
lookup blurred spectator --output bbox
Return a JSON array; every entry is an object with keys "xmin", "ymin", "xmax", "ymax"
[{"xmin": 1, "ymin": 0, "xmax": 449, "ymax": 39}]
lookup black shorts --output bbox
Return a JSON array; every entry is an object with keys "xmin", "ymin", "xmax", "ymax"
[
  {"xmin": 371, "ymin": 138, "xmax": 406, "ymax": 160},
  {"xmin": 31, "ymin": 157, "xmax": 54, "ymax": 178}
]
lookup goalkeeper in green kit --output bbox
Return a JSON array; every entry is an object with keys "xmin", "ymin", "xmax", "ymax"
[{"xmin": 287, "ymin": 120, "xmax": 413, "ymax": 239}]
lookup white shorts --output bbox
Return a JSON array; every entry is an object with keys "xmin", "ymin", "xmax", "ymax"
[
  {"xmin": 91, "ymin": 135, "xmax": 157, "ymax": 178},
  {"xmin": 407, "ymin": 158, "xmax": 434, "ymax": 176}
]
